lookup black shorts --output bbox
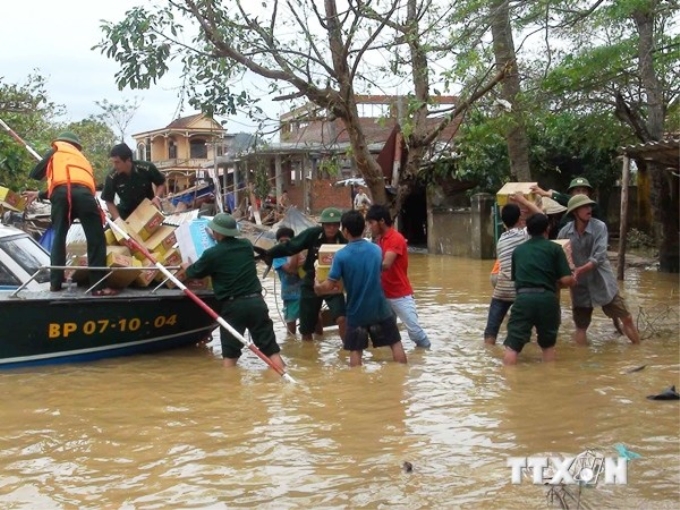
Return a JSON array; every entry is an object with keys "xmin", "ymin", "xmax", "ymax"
[{"xmin": 343, "ymin": 315, "xmax": 401, "ymax": 351}]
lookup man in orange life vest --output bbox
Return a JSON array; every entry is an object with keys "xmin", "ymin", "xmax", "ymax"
[{"xmin": 24, "ymin": 132, "xmax": 114, "ymax": 295}]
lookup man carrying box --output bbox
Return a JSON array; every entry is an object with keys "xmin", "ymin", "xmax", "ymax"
[
  {"xmin": 265, "ymin": 207, "xmax": 347, "ymax": 342},
  {"xmin": 315, "ymin": 210, "xmax": 407, "ymax": 367},
  {"xmin": 182, "ymin": 213, "xmax": 285, "ymax": 370},
  {"xmin": 557, "ymin": 195, "xmax": 640, "ymax": 345},
  {"xmin": 102, "ymin": 143, "xmax": 166, "ymax": 220}
]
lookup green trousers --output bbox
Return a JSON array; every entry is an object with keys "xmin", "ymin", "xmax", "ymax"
[{"xmin": 50, "ymin": 185, "xmax": 107, "ymax": 290}]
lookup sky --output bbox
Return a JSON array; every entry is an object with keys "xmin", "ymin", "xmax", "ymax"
[{"xmin": 0, "ymin": 0, "xmax": 280, "ymax": 145}]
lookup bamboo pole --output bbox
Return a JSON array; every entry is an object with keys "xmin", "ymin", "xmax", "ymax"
[{"xmin": 617, "ymin": 156, "xmax": 631, "ymax": 280}]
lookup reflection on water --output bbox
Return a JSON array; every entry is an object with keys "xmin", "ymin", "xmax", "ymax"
[{"xmin": 1, "ymin": 254, "xmax": 678, "ymax": 509}]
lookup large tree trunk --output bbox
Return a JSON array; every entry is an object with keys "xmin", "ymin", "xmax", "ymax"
[
  {"xmin": 633, "ymin": 4, "xmax": 678, "ymax": 272},
  {"xmin": 490, "ymin": 0, "xmax": 531, "ymax": 181}
]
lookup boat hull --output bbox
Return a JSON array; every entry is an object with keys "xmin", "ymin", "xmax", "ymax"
[{"xmin": 0, "ymin": 291, "xmax": 219, "ymax": 368}]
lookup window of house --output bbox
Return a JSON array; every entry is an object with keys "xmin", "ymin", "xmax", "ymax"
[
  {"xmin": 137, "ymin": 143, "xmax": 146, "ymax": 160},
  {"xmin": 168, "ymin": 140, "xmax": 177, "ymax": 159},
  {"xmin": 190, "ymin": 138, "xmax": 208, "ymax": 159},
  {"xmin": 357, "ymin": 103, "xmax": 390, "ymax": 118}
]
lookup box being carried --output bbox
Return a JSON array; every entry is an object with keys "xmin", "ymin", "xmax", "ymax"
[
  {"xmin": 124, "ymin": 198, "xmax": 164, "ymax": 241},
  {"xmin": 314, "ymin": 261, "xmax": 343, "ymax": 294},
  {"xmin": 318, "ymin": 244, "xmax": 345, "ymax": 266},
  {"xmin": 0, "ymin": 187, "xmax": 26, "ymax": 212},
  {"xmin": 552, "ymin": 239, "xmax": 574, "ymax": 269},
  {"xmin": 496, "ymin": 182, "xmax": 538, "ymax": 207},
  {"xmin": 175, "ymin": 218, "xmax": 216, "ymax": 264}
]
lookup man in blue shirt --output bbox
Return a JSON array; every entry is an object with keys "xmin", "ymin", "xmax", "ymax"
[{"xmin": 314, "ymin": 210, "xmax": 407, "ymax": 367}]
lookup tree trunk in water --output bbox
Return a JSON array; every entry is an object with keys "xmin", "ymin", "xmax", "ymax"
[
  {"xmin": 633, "ymin": 5, "xmax": 678, "ymax": 272},
  {"xmin": 490, "ymin": 0, "xmax": 531, "ymax": 181}
]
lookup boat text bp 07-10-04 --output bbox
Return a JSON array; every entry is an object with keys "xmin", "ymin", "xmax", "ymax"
[{"xmin": 0, "ymin": 224, "xmax": 219, "ymax": 368}]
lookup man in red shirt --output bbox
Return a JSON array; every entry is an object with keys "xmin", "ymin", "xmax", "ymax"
[{"xmin": 366, "ymin": 205, "xmax": 431, "ymax": 348}]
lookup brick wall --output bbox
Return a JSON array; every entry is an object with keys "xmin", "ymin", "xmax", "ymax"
[{"xmin": 285, "ymin": 179, "xmax": 354, "ymax": 214}]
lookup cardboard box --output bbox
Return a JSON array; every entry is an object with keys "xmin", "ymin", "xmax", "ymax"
[
  {"xmin": 133, "ymin": 258, "xmax": 158, "ymax": 287},
  {"xmin": 496, "ymin": 182, "xmax": 537, "ymax": 207},
  {"xmin": 125, "ymin": 198, "xmax": 164, "ymax": 241},
  {"xmin": 105, "ymin": 252, "xmax": 142, "ymax": 289},
  {"xmin": 552, "ymin": 239, "xmax": 574, "ymax": 269},
  {"xmin": 314, "ymin": 261, "xmax": 343, "ymax": 294},
  {"xmin": 143, "ymin": 225, "xmax": 177, "ymax": 256},
  {"xmin": 104, "ymin": 228, "xmax": 117, "ymax": 246},
  {"xmin": 153, "ymin": 248, "xmax": 183, "ymax": 285},
  {"xmin": 318, "ymin": 244, "xmax": 345, "ymax": 265},
  {"xmin": 175, "ymin": 218, "xmax": 216, "ymax": 264},
  {"xmin": 110, "ymin": 217, "xmax": 144, "ymax": 247},
  {"xmin": 0, "ymin": 186, "xmax": 26, "ymax": 212}
]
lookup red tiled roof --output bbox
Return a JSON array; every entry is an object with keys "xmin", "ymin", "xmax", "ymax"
[{"xmin": 165, "ymin": 113, "xmax": 205, "ymax": 129}]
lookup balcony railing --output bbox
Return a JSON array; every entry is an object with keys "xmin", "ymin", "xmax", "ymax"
[{"xmin": 154, "ymin": 158, "xmax": 209, "ymax": 169}]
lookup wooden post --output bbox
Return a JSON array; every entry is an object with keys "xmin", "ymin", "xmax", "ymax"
[
  {"xmin": 275, "ymin": 154, "xmax": 283, "ymax": 205},
  {"xmin": 617, "ymin": 156, "xmax": 631, "ymax": 280}
]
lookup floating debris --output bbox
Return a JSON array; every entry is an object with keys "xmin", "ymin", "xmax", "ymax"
[
  {"xmin": 624, "ymin": 365, "xmax": 647, "ymax": 374},
  {"xmin": 402, "ymin": 461, "xmax": 413, "ymax": 473},
  {"xmin": 646, "ymin": 385, "xmax": 680, "ymax": 401}
]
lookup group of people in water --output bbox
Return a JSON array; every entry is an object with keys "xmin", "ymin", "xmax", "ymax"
[{"xmin": 485, "ymin": 177, "xmax": 640, "ymax": 365}]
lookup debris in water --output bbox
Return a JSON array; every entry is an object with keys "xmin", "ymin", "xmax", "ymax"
[
  {"xmin": 402, "ymin": 461, "xmax": 413, "ymax": 473},
  {"xmin": 614, "ymin": 444, "xmax": 642, "ymax": 460},
  {"xmin": 646, "ymin": 385, "xmax": 680, "ymax": 401},
  {"xmin": 625, "ymin": 364, "xmax": 647, "ymax": 374}
]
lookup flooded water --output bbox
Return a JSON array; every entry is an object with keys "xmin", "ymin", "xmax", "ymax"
[{"xmin": 1, "ymin": 254, "xmax": 678, "ymax": 509}]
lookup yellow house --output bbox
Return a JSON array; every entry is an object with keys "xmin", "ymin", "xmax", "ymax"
[{"xmin": 131, "ymin": 113, "xmax": 226, "ymax": 194}]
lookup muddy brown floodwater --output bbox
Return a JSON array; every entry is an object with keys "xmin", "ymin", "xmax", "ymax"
[{"xmin": 1, "ymin": 254, "xmax": 678, "ymax": 509}]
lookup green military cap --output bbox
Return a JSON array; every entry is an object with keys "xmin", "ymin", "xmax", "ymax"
[
  {"xmin": 208, "ymin": 213, "xmax": 241, "ymax": 237},
  {"xmin": 319, "ymin": 207, "xmax": 342, "ymax": 223},
  {"xmin": 567, "ymin": 177, "xmax": 593, "ymax": 191},
  {"xmin": 55, "ymin": 131, "xmax": 82, "ymax": 149}
]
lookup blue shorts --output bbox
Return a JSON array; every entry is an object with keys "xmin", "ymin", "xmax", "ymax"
[
  {"xmin": 344, "ymin": 315, "xmax": 401, "ymax": 351},
  {"xmin": 283, "ymin": 299, "xmax": 300, "ymax": 322}
]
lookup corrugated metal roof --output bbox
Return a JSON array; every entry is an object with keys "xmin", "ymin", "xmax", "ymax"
[{"xmin": 619, "ymin": 138, "xmax": 679, "ymax": 170}]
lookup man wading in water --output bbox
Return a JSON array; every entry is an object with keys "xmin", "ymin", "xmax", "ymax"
[{"xmin": 503, "ymin": 213, "xmax": 576, "ymax": 365}]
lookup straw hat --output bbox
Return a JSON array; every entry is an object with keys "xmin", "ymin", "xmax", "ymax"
[
  {"xmin": 208, "ymin": 213, "xmax": 241, "ymax": 237},
  {"xmin": 542, "ymin": 197, "xmax": 567, "ymax": 215},
  {"xmin": 566, "ymin": 194, "xmax": 596, "ymax": 215}
]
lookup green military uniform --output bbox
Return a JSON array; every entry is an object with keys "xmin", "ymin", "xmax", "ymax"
[
  {"xmin": 267, "ymin": 225, "xmax": 347, "ymax": 336},
  {"xmin": 101, "ymin": 161, "xmax": 165, "ymax": 219},
  {"xmin": 503, "ymin": 236, "xmax": 572, "ymax": 353},
  {"xmin": 186, "ymin": 236, "xmax": 280, "ymax": 360}
]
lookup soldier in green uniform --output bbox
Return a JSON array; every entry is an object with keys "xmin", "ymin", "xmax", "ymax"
[
  {"xmin": 266, "ymin": 207, "xmax": 347, "ymax": 342},
  {"xmin": 183, "ymin": 213, "xmax": 284, "ymax": 370},
  {"xmin": 101, "ymin": 143, "xmax": 166, "ymax": 220},
  {"xmin": 503, "ymin": 213, "xmax": 576, "ymax": 365},
  {"xmin": 531, "ymin": 177, "xmax": 605, "ymax": 229}
]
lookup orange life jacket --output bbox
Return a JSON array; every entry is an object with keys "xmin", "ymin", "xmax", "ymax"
[{"xmin": 46, "ymin": 141, "xmax": 96, "ymax": 197}]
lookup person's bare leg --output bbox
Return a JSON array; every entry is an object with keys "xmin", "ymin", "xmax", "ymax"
[
  {"xmin": 301, "ymin": 333, "xmax": 314, "ymax": 342},
  {"xmin": 336, "ymin": 316, "xmax": 347, "ymax": 342},
  {"xmin": 620, "ymin": 315, "xmax": 641, "ymax": 344},
  {"xmin": 349, "ymin": 350, "xmax": 363, "ymax": 367},
  {"xmin": 286, "ymin": 321, "xmax": 296, "ymax": 335},
  {"xmin": 268, "ymin": 353, "xmax": 286, "ymax": 371},
  {"xmin": 484, "ymin": 336, "xmax": 496, "ymax": 345},
  {"xmin": 503, "ymin": 347, "xmax": 519, "ymax": 365},
  {"xmin": 572, "ymin": 328, "xmax": 588, "ymax": 345},
  {"xmin": 542, "ymin": 347, "xmax": 556, "ymax": 363},
  {"xmin": 315, "ymin": 313, "xmax": 324, "ymax": 336},
  {"xmin": 222, "ymin": 357, "xmax": 238, "ymax": 367},
  {"xmin": 390, "ymin": 342, "xmax": 408, "ymax": 364}
]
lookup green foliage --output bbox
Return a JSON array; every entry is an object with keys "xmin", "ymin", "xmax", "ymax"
[
  {"xmin": 64, "ymin": 117, "xmax": 117, "ymax": 184},
  {"xmin": 0, "ymin": 73, "xmax": 62, "ymax": 191}
]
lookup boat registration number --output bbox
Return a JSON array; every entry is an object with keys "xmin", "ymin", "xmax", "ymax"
[{"xmin": 48, "ymin": 314, "xmax": 178, "ymax": 339}]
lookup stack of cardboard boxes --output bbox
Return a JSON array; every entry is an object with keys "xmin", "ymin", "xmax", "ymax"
[
  {"xmin": 68, "ymin": 198, "xmax": 213, "ymax": 290},
  {"xmin": 0, "ymin": 186, "xmax": 26, "ymax": 212}
]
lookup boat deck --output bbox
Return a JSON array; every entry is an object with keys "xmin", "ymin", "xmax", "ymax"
[{"xmin": 0, "ymin": 286, "xmax": 212, "ymax": 302}]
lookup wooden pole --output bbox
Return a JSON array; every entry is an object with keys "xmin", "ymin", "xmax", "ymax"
[{"xmin": 617, "ymin": 155, "xmax": 631, "ymax": 280}]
